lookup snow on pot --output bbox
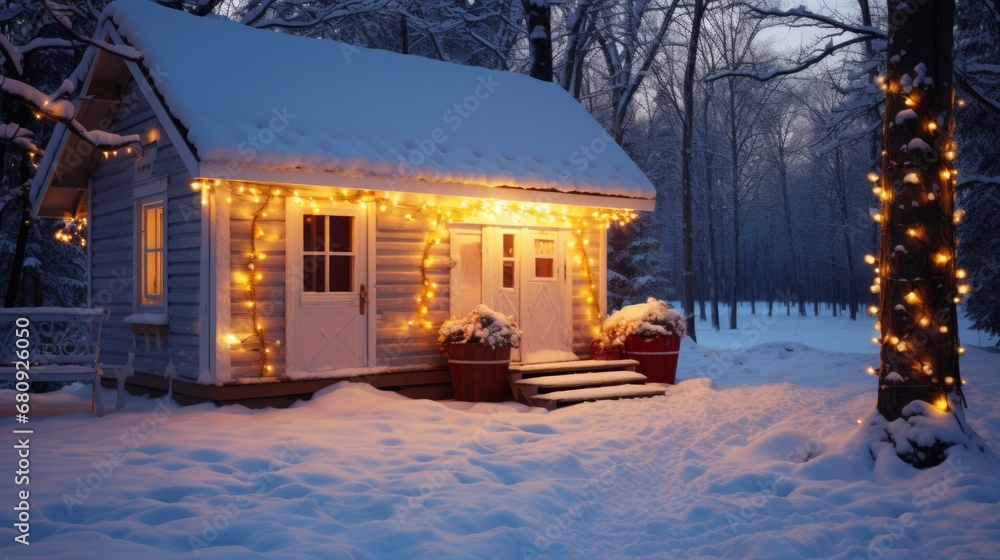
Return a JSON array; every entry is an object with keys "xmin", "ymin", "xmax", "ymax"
[
  {"xmin": 602, "ymin": 298, "xmax": 686, "ymax": 384},
  {"xmin": 438, "ymin": 304, "xmax": 522, "ymax": 402}
]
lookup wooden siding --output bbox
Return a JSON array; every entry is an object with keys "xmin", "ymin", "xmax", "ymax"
[
  {"xmin": 89, "ymin": 80, "xmax": 200, "ymax": 379},
  {"xmin": 222, "ymin": 191, "xmax": 608, "ymax": 380},
  {"xmin": 228, "ymin": 196, "xmax": 286, "ymax": 380},
  {"xmin": 569, "ymin": 227, "xmax": 605, "ymax": 357},
  {"xmin": 374, "ymin": 211, "xmax": 450, "ymax": 369}
]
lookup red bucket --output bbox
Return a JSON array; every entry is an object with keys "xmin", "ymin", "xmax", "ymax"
[
  {"xmin": 624, "ymin": 334, "xmax": 680, "ymax": 384},
  {"xmin": 448, "ymin": 343, "xmax": 513, "ymax": 402}
]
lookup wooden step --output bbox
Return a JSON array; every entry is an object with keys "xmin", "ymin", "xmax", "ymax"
[
  {"xmin": 515, "ymin": 370, "xmax": 647, "ymax": 400},
  {"xmin": 509, "ymin": 359, "xmax": 639, "ymax": 380},
  {"xmin": 530, "ymin": 384, "xmax": 667, "ymax": 411}
]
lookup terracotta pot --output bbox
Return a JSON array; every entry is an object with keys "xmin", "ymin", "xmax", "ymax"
[
  {"xmin": 624, "ymin": 334, "xmax": 681, "ymax": 384},
  {"xmin": 447, "ymin": 343, "xmax": 513, "ymax": 402}
]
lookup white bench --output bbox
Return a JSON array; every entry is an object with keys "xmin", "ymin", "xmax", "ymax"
[{"xmin": 0, "ymin": 308, "xmax": 134, "ymax": 416}]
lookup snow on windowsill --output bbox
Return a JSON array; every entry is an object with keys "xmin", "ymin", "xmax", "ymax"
[{"xmin": 123, "ymin": 313, "xmax": 169, "ymax": 326}]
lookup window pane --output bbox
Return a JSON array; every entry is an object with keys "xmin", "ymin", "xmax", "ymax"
[
  {"xmin": 145, "ymin": 206, "xmax": 163, "ymax": 250},
  {"xmin": 329, "ymin": 255, "xmax": 353, "ymax": 292},
  {"xmin": 535, "ymin": 258, "xmax": 554, "ymax": 278},
  {"xmin": 303, "ymin": 215, "xmax": 323, "ymax": 252},
  {"xmin": 534, "ymin": 239, "xmax": 554, "ymax": 255},
  {"xmin": 503, "ymin": 234, "xmax": 515, "ymax": 257},
  {"xmin": 503, "ymin": 261, "xmax": 515, "ymax": 288},
  {"xmin": 303, "ymin": 255, "xmax": 326, "ymax": 292},
  {"xmin": 145, "ymin": 251, "xmax": 163, "ymax": 296},
  {"xmin": 328, "ymin": 216, "xmax": 353, "ymax": 252}
]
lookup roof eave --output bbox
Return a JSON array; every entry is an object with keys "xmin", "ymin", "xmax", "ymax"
[{"xmin": 196, "ymin": 163, "xmax": 656, "ymax": 211}]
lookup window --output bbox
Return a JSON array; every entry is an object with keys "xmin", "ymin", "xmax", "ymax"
[
  {"xmin": 303, "ymin": 214, "xmax": 354, "ymax": 293},
  {"xmin": 502, "ymin": 233, "xmax": 516, "ymax": 289},
  {"xmin": 140, "ymin": 199, "xmax": 165, "ymax": 305},
  {"xmin": 533, "ymin": 239, "xmax": 555, "ymax": 278}
]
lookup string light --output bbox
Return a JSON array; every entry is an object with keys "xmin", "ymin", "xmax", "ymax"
[{"xmin": 191, "ymin": 179, "xmax": 637, "ymax": 375}]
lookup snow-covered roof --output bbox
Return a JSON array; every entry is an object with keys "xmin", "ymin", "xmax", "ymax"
[{"xmin": 104, "ymin": 0, "xmax": 655, "ymax": 202}]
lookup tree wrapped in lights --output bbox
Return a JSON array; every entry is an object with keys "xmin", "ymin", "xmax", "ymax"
[{"xmin": 874, "ymin": 0, "xmax": 967, "ymax": 421}]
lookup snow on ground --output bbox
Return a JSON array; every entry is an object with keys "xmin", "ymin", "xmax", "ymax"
[{"xmin": 1, "ymin": 309, "xmax": 998, "ymax": 559}]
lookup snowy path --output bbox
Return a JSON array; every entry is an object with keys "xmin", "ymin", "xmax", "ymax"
[{"xmin": 1, "ymin": 313, "xmax": 998, "ymax": 559}]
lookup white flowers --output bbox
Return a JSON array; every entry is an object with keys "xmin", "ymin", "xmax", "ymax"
[
  {"xmin": 438, "ymin": 304, "xmax": 522, "ymax": 349},
  {"xmin": 601, "ymin": 297, "xmax": 686, "ymax": 348}
]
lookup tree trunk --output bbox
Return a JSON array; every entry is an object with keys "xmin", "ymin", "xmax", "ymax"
[
  {"xmin": 834, "ymin": 146, "xmax": 860, "ymax": 320},
  {"xmin": 702, "ymin": 88, "xmax": 721, "ymax": 332},
  {"xmin": 876, "ymin": 0, "xmax": 964, "ymax": 421},
  {"xmin": 523, "ymin": 1, "xmax": 553, "ymax": 82},
  {"xmin": 4, "ymin": 191, "xmax": 32, "ymax": 308},
  {"xmin": 680, "ymin": 0, "xmax": 707, "ymax": 342},
  {"xmin": 400, "ymin": 14, "xmax": 409, "ymax": 54},
  {"xmin": 707, "ymin": 182, "xmax": 721, "ymax": 331}
]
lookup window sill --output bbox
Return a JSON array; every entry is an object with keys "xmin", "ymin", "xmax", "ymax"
[{"xmin": 124, "ymin": 313, "xmax": 169, "ymax": 336}]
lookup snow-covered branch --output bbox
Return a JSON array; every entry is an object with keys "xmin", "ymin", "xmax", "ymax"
[
  {"xmin": 706, "ymin": 36, "xmax": 873, "ymax": 82},
  {"xmin": 743, "ymin": 4, "xmax": 885, "ymax": 39},
  {"xmin": 0, "ymin": 75, "xmax": 142, "ymax": 153},
  {"xmin": 41, "ymin": 1, "xmax": 140, "ymax": 61},
  {"xmin": 0, "ymin": 122, "xmax": 41, "ymax": 155}
]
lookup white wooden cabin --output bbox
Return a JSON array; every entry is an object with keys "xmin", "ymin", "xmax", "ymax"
[{"xmin": 31, "ymin": 0, "xmax": 655, "ymax": 404}]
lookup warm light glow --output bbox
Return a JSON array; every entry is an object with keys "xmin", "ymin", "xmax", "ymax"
[
  {"xmin": 934, "ymin": 398, "xmax": 948, "ymax": 411},
  {"xmin": 939, "ymin": 325, "xmax": 949, "ymax": 334},
  {"xmin": 958, "ymin": 284, "xmax": 971, "ymax": 295},
  {"xmin": 867, "ymin": 172, "xmax": 879, "ymax": 183},
  {"xmin": 918, "ymin": 317, "xmax": 930, "ymax": 327},
  {"xmin": 956, "ymin": 269, "xmax": 967, "ymax": 279},
  {"xmin": 864, "ymin": 254, "xmax": 877, "ymax": 265},
  {"xmin": 934, "ymin": 252, "xmax": 950, "ymax": 264},
  {"xmin": 958, "ymin": 346, "xmax": 966, "ymax": 355},
  {"xmin": 868, "ymin": 305, "xmax": 879, "ymax": 315},
  {"xmin": 904, "ymin": 291, "xmax": 919, "ymax": 304}
]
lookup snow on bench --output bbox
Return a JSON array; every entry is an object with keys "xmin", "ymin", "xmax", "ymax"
[{"xmin": 0, "ymin": 308, "xmax": 133, "ymax": 416}]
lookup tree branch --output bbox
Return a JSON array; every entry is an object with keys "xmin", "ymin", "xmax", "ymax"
[{"xmin": 705, "ymin": 36, "xmax": 874, "ymax": 82}]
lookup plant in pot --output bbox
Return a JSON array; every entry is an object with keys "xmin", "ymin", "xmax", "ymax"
[
  {"xmin": 438, "ymin": 304, "xmax": 522, "ymax": 402},
  {"xmin": 601, "ymin": 298, "xmax": 686, "ymax": 383}
]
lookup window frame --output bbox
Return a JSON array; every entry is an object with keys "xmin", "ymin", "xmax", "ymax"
[
  {"xmin": 134, "ymin": 177, "xmax": 168, "ymax": 311},
  {"xmin": 301, "ymin": 213, "xmax": 357, "ymax": 294}
]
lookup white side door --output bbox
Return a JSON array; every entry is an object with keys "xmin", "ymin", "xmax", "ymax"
[
  {"xmin": 518, "ymin": 229, "xmax": 573, "ymax": 363},
  {"xmin": 449, "ymin": 224, "xmax": 483, "ymax": 320},
  {"xmin": 286, "ymin": 202, "xmax": 368, "ymax": 375}
]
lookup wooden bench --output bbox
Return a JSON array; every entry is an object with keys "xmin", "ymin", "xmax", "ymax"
[{"xmin": 0, "ymin": 308, "xmax": 133, "ymax": 416}]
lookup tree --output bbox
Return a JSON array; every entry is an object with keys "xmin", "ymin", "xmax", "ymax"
[
  {"xmin": 1, "ymin": 1, "xmax": 144, "ymax": 308},
  {"xmin": 874, "ymin": 0, "xmax": 965, "ymax": 424},
  {"xmin": 523, "ymin": 0, "xmax": 553, "ymax": 81},
  {"xmin": 590, "ymin": 0, "xmax": 681, "ymax": 142},
  {"xmin": 955, "ymin": 0, "xmax": 1000, "ymax": 343},
  {"xmin": 678, "ymin": 0, "xmax": 709, "ymax": 342}
]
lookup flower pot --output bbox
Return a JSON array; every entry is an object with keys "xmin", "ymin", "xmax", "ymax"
[
  {"xmin": 624, "ymin": 334, "xmax": 680, "ymax": 384},
  {"xmin": 447, "ymin": 343, "xmax": 513, "ymax": 402}
]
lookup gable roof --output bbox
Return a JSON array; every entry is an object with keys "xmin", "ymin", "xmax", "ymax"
[{"xmin": 35, "ymin": 0, "xmax": 655, "ymax": 215}]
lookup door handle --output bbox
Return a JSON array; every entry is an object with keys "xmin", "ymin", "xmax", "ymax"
[{"xmin": 359, "ymin": 284, "xmax": 367, "ymax": 315}]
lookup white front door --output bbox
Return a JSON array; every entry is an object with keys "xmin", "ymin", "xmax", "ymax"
[
  {"xmin": 480, "ymin": 227, "xmax": 572, "ymax": 363},
  {"xmin": 518, "ymin": 229, "xmax": 573, "ymax": 363},
  {"xmin": 286, "ymin": 202, "xmax": 368, "ymax": 375}
]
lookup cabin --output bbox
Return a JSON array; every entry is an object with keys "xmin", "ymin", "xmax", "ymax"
[{"xmin": 30, "ymin": 0, "xmax": 656, "ymax": 405}]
